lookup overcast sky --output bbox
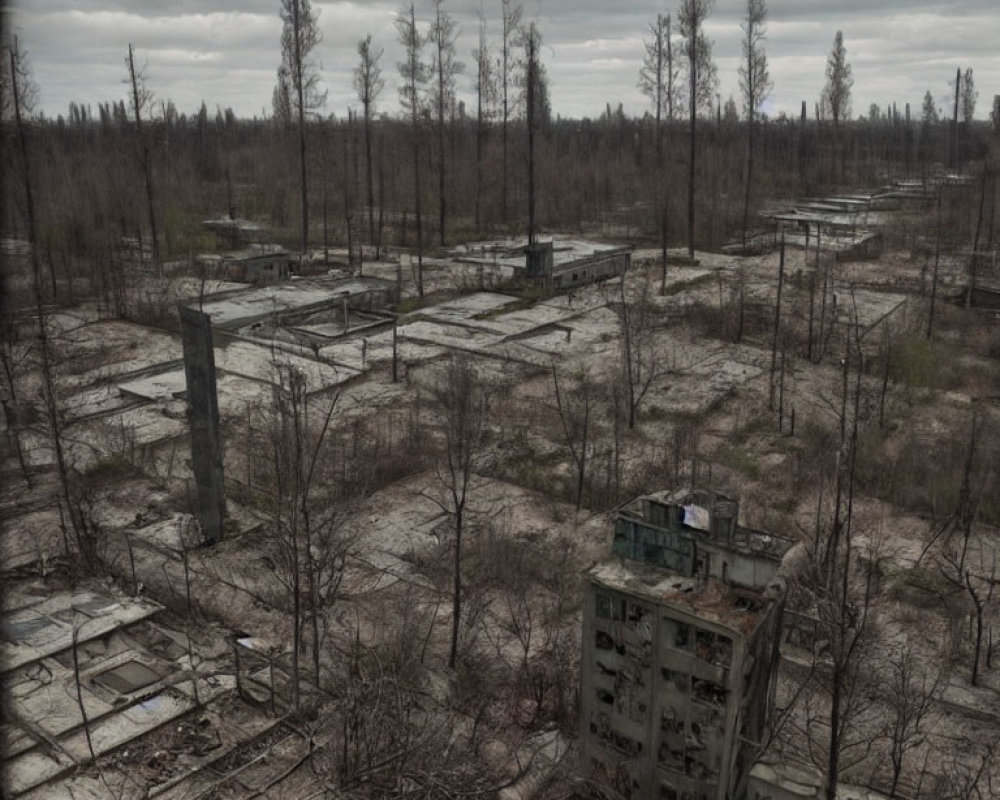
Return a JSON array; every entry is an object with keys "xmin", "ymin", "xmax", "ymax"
[{"xmin": 6, "ymin": 1, "xmax": 998, "ymax": 122}]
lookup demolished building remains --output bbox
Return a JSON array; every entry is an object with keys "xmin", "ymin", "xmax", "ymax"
[
  {"xmin": 580, "ymin": 490, "xmax": 792, "ymax": 800},
  {"xmin": 452, "ymin": 236, "xmax": 632, "ymax": 290}
]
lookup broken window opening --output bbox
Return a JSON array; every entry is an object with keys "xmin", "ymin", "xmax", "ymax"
[
  {"xmin": 669, "ymin": 620, "xmax": 692, "ymax": 651},
  {"xmin": 93, "ymin": 660, "xmax": 164, "ymax": 695},
  {"xmin": 661, "ymin": 667, "xmax": 690, "ymax": 693},
  {"xmin": 687, "ymin": 721, "xmax": 706, "ymax": 750},
  {"xmin": 658, "ymin": 741, "xmax": 685, "ymax": 771},
  {"xmin": 590, "ymin": 711, "xmax": 612, "ymax": 740},
  {"xmin": 661, "ymin": 707, "xmax": 684, "ymax": 735},
  {"xmin": 686, "ymin": 749, "xmax": 720, "ymax": 782},
  {"xmin": 596, "ymin": 593, "xmax": 612, "ymax": 619},
  {"xmin": 694, "ymin": 629, "xmax": 732, "ymax": 668},
  {"xmin": 691, "ymin": 677, "xmax": 728, "ymax": 707},
  {"xmin": 618, "ymin": 663, "xmax": 646, "ymax": 690},
  {"xmin": 690, "ymin": 701, "xmax": 722, "ymax": 728},
  {"xmin": 626, "ymin": 600, "xmax": 647, "ymax": 627},
  {"xmin": 611, "ymin": 731, "xmax": 640, "ymax": 757},
  {"xmin": 735, "ymin": 595, "xmax": 762, "ymax": 614}
]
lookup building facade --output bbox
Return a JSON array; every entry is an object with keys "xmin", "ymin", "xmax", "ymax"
[{"xmin": 580, "ymin": 490, "xmax": 791, "ymax": 800}]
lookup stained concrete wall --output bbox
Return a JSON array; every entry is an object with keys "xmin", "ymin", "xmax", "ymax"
[
  {"xmin": 580, "ymin": 579, "xmax": 782, "ymax": 800},
  {"xmin": 179, "ymin": 305, "xmax": 227, "ymax": 544}
]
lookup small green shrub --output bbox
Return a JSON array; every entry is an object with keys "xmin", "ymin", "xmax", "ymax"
[
  {"xmin": 715, "ymin": 447, "xmax": 761, "ymax": 479},
  {"xmin": 85, "ymin": 455, "xmax": 135, "ymax": 483},
  {"xmin": 661, "ymin": 273, "xmax": 713, "ymax": 296},
  {"xmin": 890, "ymin": 335, "xmax": 938, "ymax": 388}
]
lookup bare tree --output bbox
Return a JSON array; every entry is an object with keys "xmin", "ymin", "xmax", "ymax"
[
  {"xmin": 354, "ymin": 35, "xmax": 384, "ymax": 259},
  {"xmin": 614, "ymin": 271, "xmax": 659, "ymax": 430},
  {"xmin": 950, "ymin": 67, "xmax": 961, "ymax": 171},
  {"xmin": 272, "ymin": 65, "xmax": 292, "ymax": 125},
  {"xmin": 822, "ymin": 30, "xmax": 852, "ymax": 180},
  {"xmin": 483, "ymin": 531, "xmax": 579, "ymax": 727},
  {"xmin": 878, "ymin": 645, "xmax": 944, "ymax": 797},
  {"xmin": 472, "ymin": 10, "xmax": 497, "ymax": 232},
  {"xmin": 738, "ymin": 0, "xmax": 772, "ymax": 249},
  {"xmin": 428, "ymin": 0, "xmax": 463, "ymax": 246},
  {"xmin": 638, "ymin": 14, "xmax": 672, "ymax": 138},
  {"xmin": 522, "ymin": 21, "xmax": 542, "ymax": 246},
  {"xmin": 822, "ymin": 30, "xmax": 853, "ymax": 128},
  {"xmin": 396, "ymin": 3, "xmax": 427, "ymax": 295},
  {"xmin": 126, "ymin": 44, "xmax": 160, "ymax": 272},
  {"xmin": 259, "ymin": 365, "xmax": 346, "ymax": 704},
  {"xmin": 937, "ymin": 540, "xmax": 994, "ymax": 690},
  {"xmin": 823, "ymin": 314, "xmax": 878, "ymax": 800},
  {"xmin": 8, "ymin": 38, "xmax": 98, "ymax": 571},
  {"xmin": 958, "ymin": 67, "xmax": 977, "ymax": 170},
  {"xmin": 769, "ymin": 236, "xmax": 786, "ymax": 411},
  {"xmin": 551, "ymin": 366, "xmax": 591, "ymax": 511},
  {"xmin": 430, "ymin": 355, "xmax": 490, "ymax": 669},
  {"xmin": 928, "ymin": 185, "xmax": 944, "ymax": 339},
  {"xmin": 500, "ymin": 0, "xmax": 523, "ymax": 224},
  {"xmin": 639, "ymin": 12, "xmax": 681, "ymax": 291},
  {"xmin": 941, "ymin": 742, "xmax": 997, "ymax": 800},
  {"xmin": 278, "ymin": 0, "xmax": 326, "ymax": 257},
  {"xmin": 678, "ymin": 0, "xmax": 717, "ymax": 258}
]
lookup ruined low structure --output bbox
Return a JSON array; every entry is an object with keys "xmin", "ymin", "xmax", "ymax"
[
  {"xmin": 580, "ymin": 489, "xmax": 792, "ymax": 800},
  {"xmin": 453, "ymin": 236, "xmax": 631, "ymax": 291},
  {"xmin": 220, "ymin": 245, "xmax": 295, "ymax": 283},
  {"xmin": 202, "ymin": 216, "xmax": 264, "ymax": 248},
  {"xmin": 196, "ymin": 244, "xmax": 295, "ymax": 284},
  {"xmin": 2, "ymin": 588, "xmax": 201, "ymax": 797},
  {"xmin": 0, "ymin": 578, "xmax": 295, "ymax": 799},
  {"xmin": 179, "ymin": 304, "xmax": 227, "ymax": 544}
]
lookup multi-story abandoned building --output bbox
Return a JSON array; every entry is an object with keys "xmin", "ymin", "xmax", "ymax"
[{"xmin": 580, "ymin": 489, "xmax": 792, "ymax": 800}]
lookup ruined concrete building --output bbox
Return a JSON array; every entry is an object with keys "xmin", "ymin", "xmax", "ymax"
[
  {"xmin": 580, "ymin": 490, "xmax": 792, "ymax": 800},
  {"xmin": 453, "ymin": 236, "xmax": 631, "ymax": 291}
]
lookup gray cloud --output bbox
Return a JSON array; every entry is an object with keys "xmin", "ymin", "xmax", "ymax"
[{"xmin": 7, "ymin": 1, "xmax": 998, "ymax": 122}]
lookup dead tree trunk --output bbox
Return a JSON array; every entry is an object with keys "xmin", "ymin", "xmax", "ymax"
[
  {"xmin": 526, "ymin": 25, "xmax": 537, "ymax": 246},
  {"xmin": 294, "ymin": 1, "xmax": 309, "ymax": 257},
  {"xmin": 128, "ymin": 44, "xmax": 160, "ymax": 271},
  {"xmin": 966, "ymin": 167, "xmax": 990, "ymax": 308},
  {"xmin": 552, "ymin": 366, "xmax": 591, "ymax": 512},
  {"xmin": 10, "ymin": 41, "xmax": 93, "ymax": 570},
  {"xmin": 967, "ymin": 572, "xmax": 984, "ymax": 687},
  {"xmin": 72, "ymin": 627, "xmax": 98, "ymax": 764},
  {"xmin": 769, "ymin": 236, "xmax": 786, "ymax": 410},
  {"xmin": 928, "ymin": 186, "xmax": 943, "ymax": 338}
]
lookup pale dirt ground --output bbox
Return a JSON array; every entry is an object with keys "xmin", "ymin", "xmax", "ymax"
[{"xmin": 3, "ymin": 226, "xmax": 1000, "ymax": 796}]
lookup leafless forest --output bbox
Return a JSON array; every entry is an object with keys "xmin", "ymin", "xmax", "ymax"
[{"xmin": 2, "ymin": 1, "xmax": 1000, "ymax": 799}]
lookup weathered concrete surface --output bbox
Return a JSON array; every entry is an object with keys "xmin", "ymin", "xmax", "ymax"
[{"xmin": 179, "ymin": 305, "xmax": 226, "ymax": 545}]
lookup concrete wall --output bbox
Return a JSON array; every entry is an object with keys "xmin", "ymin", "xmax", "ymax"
[
  {"xmin": 552, "ymin": 250, "xmax": 630, "ymax": 289},
  {"xmin": 611, "ymin": 513, "xmax": 780, "ymax": 592},
  {"xmin": 178, "ymin": 305, "xmax": 227, "ymax": 544},
  {"xmin": 581, "ymin": 580, "xmax": 781, "ymax": 800},
  {"xmin": 701, "ymin": 541, "xmax": 782, "ymax": 590}
]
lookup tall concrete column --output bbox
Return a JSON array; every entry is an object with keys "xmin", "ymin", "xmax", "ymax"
[{"xmin": 179, "ymin": 304, "xmax": 226, "ymax": 544}]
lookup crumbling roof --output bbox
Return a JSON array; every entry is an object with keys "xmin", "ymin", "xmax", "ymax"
[
  {"xmin": 189, "ymin": 275, "xmax": 397, "ymax": 329},
  {"xmin": 452, "ymin": 236, "xmax": 631, "ymax": 270},
  {"xmin": 621, "ymin": 489, "xmax": 794, "ymax": 562},
  {"xmin": 587, "ymin": 556, "xmax": 773, "ymax": 635},
  {"xmin": 1, "ymin": 591, "xmax": 161, "ymax": 674}
]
